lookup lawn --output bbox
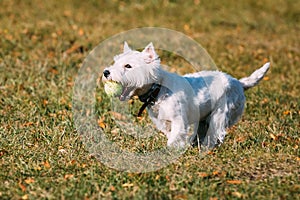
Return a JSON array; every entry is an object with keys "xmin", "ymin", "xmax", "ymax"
[{"xmin": 0, "ymin": 0, "xmax": 299, "ymax": 199}]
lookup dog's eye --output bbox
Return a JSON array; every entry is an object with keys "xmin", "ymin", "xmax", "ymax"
[{"xmin": 124, "ymin": 64, "xmax": 132, "ymax": 69}]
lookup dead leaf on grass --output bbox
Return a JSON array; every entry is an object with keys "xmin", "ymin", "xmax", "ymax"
[
  {"xmin": 283, "ymin": 110, "xmax": 291, "ymax": 115},
  {"xmin": 232, "ymin": 191, "xmax": 243, "ymax": 198},
  {"xmin": 227, "ymin": 180, "xmax": 242, "ymax": 184},
  {"xmin": 24, "ymin": 178, "xmax": 35, "ymax": 184},
  {"xmin": 48, "ymin": 67, "xmax": 59, "ymax": 75},
  {"xmin": 212, "ymin": 171, "xmax": 220, "ymax": 176},
  {"xmin": 122, "ymin": 183, "xmax": 134, "ymax": 188},
  {"xmin": 183, "ymin": 24, "xmax": 190, "ymax": 32},
  {"xmin": 70, "ymin": 160, "xmax": 76, "ymax": 165},
  {"xmin": 64, "ymin": 174, "xmax": 74, "ymax": 179},
  {"xmin": 197, "ymin": 172, "xmax": 209, "ymax": 178},
  {"xmin": 81, "ymin": 163, "xmax": 87, "ymax": 168},
  {"xmin": 43, "ymin": 160, "xmax": 51, "ymax": 169},
  {"xmin": 110, "ymin": 186, "xmax": 115, "ymax": 191},
  {"xmin": 64, "ymin": 43, "xmax": 84, "ymax": 55},
  {"xmin": 236, "ymin": 136, "xmax": 246, "ymax": 142},
  {"xmin": 43, "ymin": 99, "xmax": 48, "ymax": 107},
  {"xmin": 0, "ymin": 149, "xmax": 8, "ymax": 157},
  {"xmin": 261, "ymin": 98, "xmax": 269, "ymax": 104},
  {"xmin": 165, "ymin": 175, "xmax": 170, "ymax": 181},
  {"xmin": 78, "ymin": 28, "xmax": 84, "ymax": 36},
  {"xmin": 19, "ymin": 181, "xmax": 26, "ymax": 192},
  {"xmin": 34, "ymin": 166, "xmax": 42, "ymax": 171},
  {"xmin": 97, "ymin": 118, "xmax": 106, "ymax": 129},
  {"xmin": 263, "ymin": 76, "xmax": 269, "ymax": 81},
  {"xmin": 269, "ymin": 133, "xmax": 277, "ymax": 140},
  {"xmin": 67, "ymin": 80, "xmax": 74, "ymax": 87},
  {"xmin": 22, "ymin": 122, "xmax": 34, "ymax": 127}
]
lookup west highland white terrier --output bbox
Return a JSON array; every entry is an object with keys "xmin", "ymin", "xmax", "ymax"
[{"xmin": 102, "ymin": 42, "xmax": 270, "ymax": 149}]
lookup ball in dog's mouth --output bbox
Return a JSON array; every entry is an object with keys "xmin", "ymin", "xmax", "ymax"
[{"xmin": 104, "ymin": 81, "xmax": 123, "ymax": 97}]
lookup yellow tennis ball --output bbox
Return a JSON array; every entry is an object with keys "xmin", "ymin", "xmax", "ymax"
[{"xmin": 104, "ymin": 81, "xmax": 122, "ymax": 97}]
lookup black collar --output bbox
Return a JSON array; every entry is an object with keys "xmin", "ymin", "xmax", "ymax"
[{"xmin": 137, "ymin": 83, "xmax": 161, "ymax": 117}]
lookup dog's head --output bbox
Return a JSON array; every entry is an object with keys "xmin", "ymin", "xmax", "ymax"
[{"xmin": 102, "ymin": 42, "xmax": 161, "ymax": 101}]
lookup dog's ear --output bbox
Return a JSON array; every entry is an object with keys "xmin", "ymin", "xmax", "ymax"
[
  {"xmin": 123, "ymin": 41, "xmax": 131, "ymax": 53},
  {"xmin": 142, "ymin": 42, "xmax": 158, "ymax": 64}
]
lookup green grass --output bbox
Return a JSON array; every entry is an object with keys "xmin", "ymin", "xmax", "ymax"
[{"xmin": 0, "ymin": 0, "xmax": 299, "ymax": 199}]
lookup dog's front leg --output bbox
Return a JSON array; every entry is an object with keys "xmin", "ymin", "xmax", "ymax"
[{"xmin": 167, "ymin": 117, "xmax": 189, "ymax": 148}]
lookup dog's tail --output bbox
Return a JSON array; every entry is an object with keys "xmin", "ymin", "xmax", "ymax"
[{"xmin": 239, "ymin": 62, "xmax": 270, "ymax": 90}]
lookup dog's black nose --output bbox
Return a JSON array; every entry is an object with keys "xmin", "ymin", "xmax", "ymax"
[{"xmin": 103, "ymin": 70, "xmax": 110, "ymax": 78}]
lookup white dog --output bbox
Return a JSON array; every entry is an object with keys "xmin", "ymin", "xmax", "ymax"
[{"xmin": 102, "ymin": 42, "xmax": 270, "ymax": 149}]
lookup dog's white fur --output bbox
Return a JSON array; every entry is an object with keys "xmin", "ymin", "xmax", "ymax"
[{"xmin": 102, "ymin": 42, "xmax": 270, "ymax": 148}]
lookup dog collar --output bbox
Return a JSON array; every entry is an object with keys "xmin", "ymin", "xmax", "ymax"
[{"xmin": 137, "ymin": 83, "xmax": 161, "ymax": 117}]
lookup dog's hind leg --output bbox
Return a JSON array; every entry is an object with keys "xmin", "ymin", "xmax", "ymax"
[
  {"xmin": 202, "ymin": 104, "xmax": 228, "ymax": 148},
  {"xmin": 190, "ymin": 119, "xmax": 209, "ymax": 147}
]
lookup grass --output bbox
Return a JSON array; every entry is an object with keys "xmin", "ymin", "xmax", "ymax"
[{"xmin": 0, "ymin": 0, "xmax": 299, "ymax": 199}]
